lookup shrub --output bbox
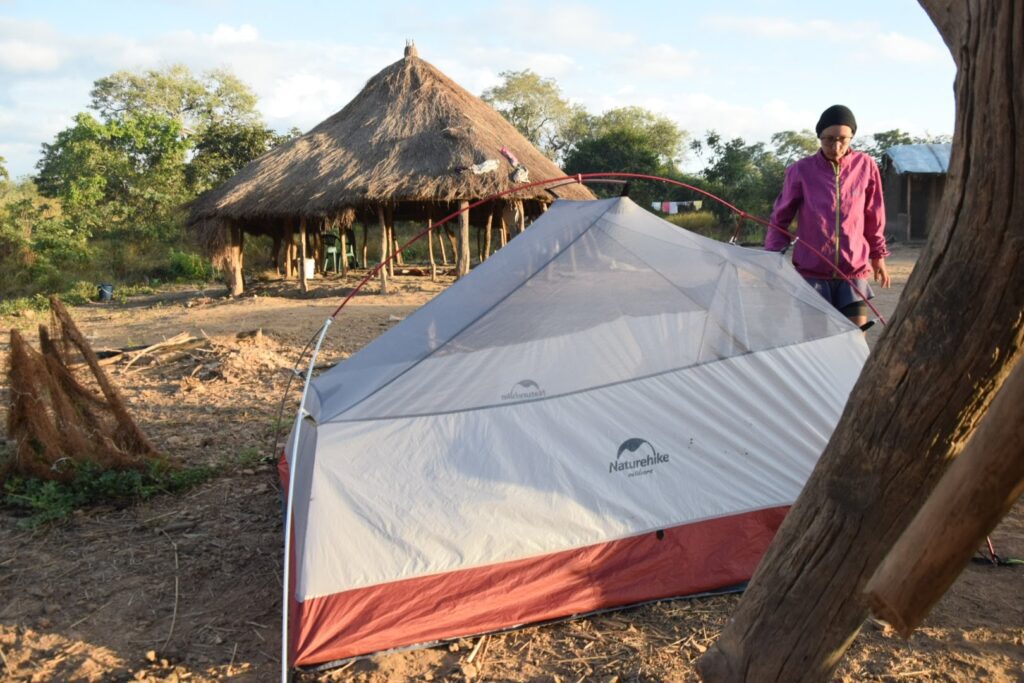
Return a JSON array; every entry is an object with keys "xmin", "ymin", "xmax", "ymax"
[
  {"xmin": 168, "ymin": 248, "xmax": 215, "ymax": 282},
  {"xmin": 0, "ymin": 459, "xmax": 217, "ymax": 527}
]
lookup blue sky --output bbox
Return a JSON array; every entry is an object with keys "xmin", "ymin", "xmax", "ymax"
[{"xmin": 0, "ymin": 1, "xmax": 956, "ymax": 178}]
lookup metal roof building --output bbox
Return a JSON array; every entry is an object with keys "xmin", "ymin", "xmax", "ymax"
[{"xmin": 881, "ymin": 143, "xmax": 952, "ymax": 241}]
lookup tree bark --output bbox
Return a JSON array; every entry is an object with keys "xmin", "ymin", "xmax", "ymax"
[
  {"xmin": 697, "ymin": 2, "xmax": 1024, "ymax": 680},
  {"xmin": 864, "ymin": 360, "xmax": 1024, "ymax": 636},
  {"xmin": 456, "ymin": 200, "xmax": 471, "ymax": 278}
]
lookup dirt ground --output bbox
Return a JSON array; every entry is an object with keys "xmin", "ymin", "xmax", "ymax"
[{"xmin": 1, "ymin": 243, "xmax": 1021, "ymax": 682}]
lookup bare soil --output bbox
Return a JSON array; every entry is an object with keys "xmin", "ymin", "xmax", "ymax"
[{"xmin": 1, "ymin": 244, "xmax": 1021, "ymax": 682}]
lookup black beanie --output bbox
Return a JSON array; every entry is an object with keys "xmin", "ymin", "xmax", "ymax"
[{"xmin": 816, "ymin": 105, "xmax": 857, "ymax": 136}]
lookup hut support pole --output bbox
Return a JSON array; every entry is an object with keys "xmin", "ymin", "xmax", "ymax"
[
  {"xmin": 386, "ymin": 205, "xmax": 397, "ymax": 276},
  {"xmin": 906, "ymin": 175, "xmax": 913, "ymax": 241},
  {"xmin": 457, "ymin": 200, "xmax": 471, "ymax": 278},
  {"xmin": 427, "ymin": 207, "xmax": 437, "ymax": 281},
  {"xmin": 864, "ymin": 359, "xmax": 1024, "ymax": 636},
  {"xmin": 225, "ymin": 221, "xmax": 245, "ymax": 296},
  {"xmin": 483, "ymin": 208, "xmax": 494, "ymax": 261},
  {"xmin": 283, "ymin": 219, "xmax": 295, "ymax": 279},
  {"xmin": 361, "ymin": 223, "xmax": 369, "ymax": 272},
  {"xmin": 437, "ymin": 224, "xmax": 449, "ymax": 265},
  {"xmin": 272, "ymin": 233, "xmax": 282, "ymax": 276},
  {"xmin": 445, "ymin": 225, "xmax": 458, "ymax": 269},
  {"xmin": 377, "ymin": 205, "xmax": 389, "ymax": 295},
  {"xmin": 224, "ymin": 222, "xmax": 245, "ymax": 296},
  {"xmin": 339, "ymin": 216, "xmax": 350, "ymax": 277},
  {"xmin": 298, "ymin": 216, "xmax": 309, "ymax": 293},
  {"xmin": 499, "ymin": 206, "xmax": 508, "ymax": 247}
]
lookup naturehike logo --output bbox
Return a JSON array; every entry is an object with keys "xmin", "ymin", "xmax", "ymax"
[
  {"xmin": 610, "ymin": 438, "xmax": 670, "ymax": 478},
  {"xmin": 501, "ymin": 379, "xmax": 546, "ymax": 401}
]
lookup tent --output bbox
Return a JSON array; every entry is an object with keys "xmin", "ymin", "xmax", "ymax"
[{"xmin": 282, "ymin": 196, "xmax": 868, "ymax": 668}]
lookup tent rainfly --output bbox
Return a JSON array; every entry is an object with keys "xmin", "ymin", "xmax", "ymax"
[
  {"xmin": 188, "ymin": 42, "xmax": 593, "ymax": 295},
  {"xmin": 281, "ymin": 197, "xmax": 868, "ymax": 668}
]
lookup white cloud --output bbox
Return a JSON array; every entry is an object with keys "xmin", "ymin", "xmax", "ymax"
[
  {"xmin": 612, "ymin": 44, "xmax": 699, "ymax": 80},
  {"xmin": 206, "ymin": 24, "xmax": 259, "ymax": 46},
  {"xmin": 871, "ymin": 32, "xmax": 946, "ymax": 63},
  {"xmin": 262, "ymin": 72, "xmax": 347, "ymax": 124},
  {"xmin": 0, "ymin": 39, "xmax": 62, "ymax": 72}
]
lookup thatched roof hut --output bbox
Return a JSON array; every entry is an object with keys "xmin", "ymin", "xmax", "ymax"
[{"xmin": 189, "ymin": 43, "xmax": 594, "ymax": 295}]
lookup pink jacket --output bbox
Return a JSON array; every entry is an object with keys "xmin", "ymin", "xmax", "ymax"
[{"xmin": 765, "ymin": 149, "xmax": 888, "ymax": 279}]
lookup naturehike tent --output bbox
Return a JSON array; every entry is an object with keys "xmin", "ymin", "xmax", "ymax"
[{"xmin": 282, "ymin": 196, "xmax": 868, "ymax": 668}]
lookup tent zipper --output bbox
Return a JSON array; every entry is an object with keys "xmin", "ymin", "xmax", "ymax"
[{"xmin": 833, "ymin": 161, "xmax": 842, "ymax": 276}]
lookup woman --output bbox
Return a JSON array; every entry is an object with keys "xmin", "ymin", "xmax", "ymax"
[{"xmin": 765, "ymin": 104, "xmax": 891, "ymax": 327}]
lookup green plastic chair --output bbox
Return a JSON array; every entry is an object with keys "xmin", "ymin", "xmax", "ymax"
[{"xmin": 322, "ymin": 233, "xmax": 341, "ymax": 272}]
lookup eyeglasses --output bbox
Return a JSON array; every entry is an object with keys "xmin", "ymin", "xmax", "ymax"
[{"xmin": 820, "ymin": 135, "xmax": 853, "ymax": 146}]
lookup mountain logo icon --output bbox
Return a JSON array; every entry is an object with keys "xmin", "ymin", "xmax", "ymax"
[
  {"xmin": 616, "ymin": 438, "xmax": 656, "ymax": 460},
  {"xmin": 500, "ymin": 379, "xmax": 546, "ymax": 401},
  {"xmin": 610, "ymin": 437, "xmax": 670, "ymax": 476}
]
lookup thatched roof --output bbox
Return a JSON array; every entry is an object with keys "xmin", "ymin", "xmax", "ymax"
[{"xmin": 189, "ymin": 44, "xmax": 593, "ymax": 224}]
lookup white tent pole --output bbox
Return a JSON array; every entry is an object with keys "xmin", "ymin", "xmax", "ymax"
[{"xmin": 281, "ymin": 318, "xmax": 333, "ymax": 683}]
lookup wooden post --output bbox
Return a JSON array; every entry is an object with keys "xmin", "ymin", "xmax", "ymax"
[
  {"xmin": 696, "ymin": 2, "xmax": 1024, "ymax": 680},
  {"xmin": 272, "ymin": 232, "xmax": 282, "ymax": 276},
  {"xmin": 483, "ymin": 209, "xmax": 494, "ymax": 261},
  {"xmin": 377, "ymin": 204, "xmax": 389, "ymax": 295},
  {"xmin": 225, "ymin": 220, "xmax": 245, "ymax": 296},
  {"xmin": 283, "ymin": 218, "xmax": 295, "ymax": 279},
  {"xmin": 864, "ymin": 360, "xmax": 1024, "ymax": 636},
  {"xmin": 498, "ymin": 205, "xmax": 508, "ymax": 247},
  {"xmin": 906, "ymin": 175, "xmax": 913, "ymax": 241},
  {"xmin": 361, "ymin": 223, "xmax": 369, "ymax": 272},
  {"xmin": 437, "ymin": 222, "xmax": 449, "ymax": 265},
  {"xmin": 456, "ymin": 199, "xmax": 471, "ymax": 278},
  {"xmin": 427, "ymin": 206, "xmax": 437, "ymax": 282},
  {"xmin": 445, "ymin": 224, "xmax": 458, "ymax": 266},
  {"xmin": 339, "ymin": 216, "xmax": 350, "ymax": 277},
  {"xmin": 298, "ymin": 215, "xmax": 309, "ymax": 293}
]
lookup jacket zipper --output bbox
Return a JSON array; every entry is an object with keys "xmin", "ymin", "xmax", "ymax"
[{"xmin": 833, "ymin": 161, "xmax": 841, "ymax": 277}]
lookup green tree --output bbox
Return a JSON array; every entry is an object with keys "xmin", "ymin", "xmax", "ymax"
[
  {"xmin": 90, "ymin": 65, "xmax": 260, "ymax": 133},
  {"xmin": 481, "ymin": 70, "xmax": 579, "ymax": 158},
  {"xmin": 770, "ymin": 129, "xmax": 819, "ymax": 165},
  {"xmin": 561, "ymin": 106, "xmax": 689, "ymax": 208},
  {"xmin": 0, "ymin": 154, "xmax": 9, "ymax": 183},
  {"xmin": 186, "ymin": 121, "xmax": 297, "ymax": 193},
  {"xmin": 691, "ymin": 131, "xmax": 784, "ymax": 223},
  {"xmin": 583, "ymin": 106, "xmax": 687, "ymax": 167},
  {"xmin": 860, "ymin": 128, "xmax": 915, "ymax": 166},
  {"xmin": 36, "ymin": 111, "xmax": 188, "ymax": 240}
]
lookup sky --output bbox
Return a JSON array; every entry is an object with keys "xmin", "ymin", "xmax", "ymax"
[{"xmin": 0, "ymin": 0, "xmax": 956, "ymax": 179}]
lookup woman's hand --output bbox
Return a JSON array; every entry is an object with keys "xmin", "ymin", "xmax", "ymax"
[{"xmin": 872, "ymin": 258, "xmax": 891, "ymax": 288}]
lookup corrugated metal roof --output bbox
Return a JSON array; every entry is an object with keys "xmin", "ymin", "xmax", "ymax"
[{"xmin": 885, "ymin": 143, "xmax": 952, "ymax": 174}]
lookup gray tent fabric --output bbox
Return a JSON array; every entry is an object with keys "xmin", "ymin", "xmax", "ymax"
[
  {"xmin": 307, "ymin": 197, "xmax": 852, "ymax": 423},
  {"xmin": 284, "ymin": 197, "xmax": 868, "ymax": 665}
]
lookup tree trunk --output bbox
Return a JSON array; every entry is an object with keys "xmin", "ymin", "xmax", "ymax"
[
  {"xmin": 377, "ymin": 204, "xmax": 389, "ymax": 295},
  {"xmin": 864, "ymin": 359, "xmax": 1024, "ymax": 636},
  {"xmin": 456, "ymin": 200, "xmax": 471, "ymax": 278},
  {"xmin": 697, "ymin": 2, "xmax": 1024, "ymax": 680}
]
